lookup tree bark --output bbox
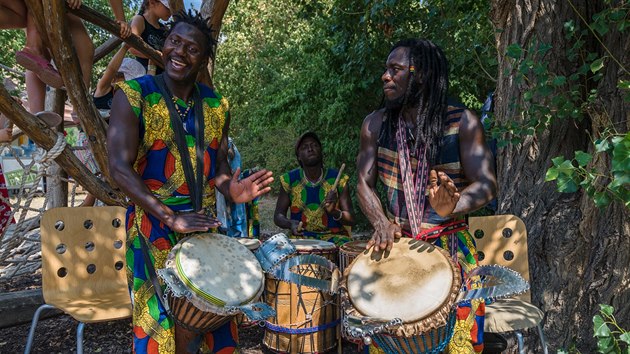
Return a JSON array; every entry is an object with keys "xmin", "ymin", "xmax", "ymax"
[
  {"xmin": 45, "ymin": 89, "xmax": 68, "ymax": 208},
  {"xmin": 490, "ymin": 0, "xmax": 629, "ymax": 352},
  {"xmin": 0, "ymin": 85, "xmax": 125, "ymax": 206}
]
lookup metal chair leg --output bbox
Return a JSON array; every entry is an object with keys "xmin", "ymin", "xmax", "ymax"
[
  {"xmin": 76, "ymin": 322, "xmax": 85, "ymax": 354},
  {"xmin": 24, "ymin": 304, "xmax": 56, "ymax": 354},
  {"xmin": 515, "ymin": 330, "xmax": 525, "ymax": 354},
  {"xmin": 537, "ymin": 323, "xmax": 549, "ymax": 354}
]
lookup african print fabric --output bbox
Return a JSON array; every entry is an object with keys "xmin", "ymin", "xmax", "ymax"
[
  {"xmin": 118, "ymin": 75, "xmax": 239, "ymax": 354},
  {"xmin": 280, "ymin": 167, "xmax": 351, "ymax": 246}
]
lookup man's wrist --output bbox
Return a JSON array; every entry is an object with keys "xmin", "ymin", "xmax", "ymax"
[{"xmin": 332, "ymin": 209, "xmax": 343, "ymax": 221}]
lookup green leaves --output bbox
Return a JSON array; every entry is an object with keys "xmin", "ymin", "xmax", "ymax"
[
  {"xmin": 592, "ymin": 304, "xmax": 629, "ymax": 354},
  {"xmin": 506, "ymin": 43, "xmax": 523, "ymax": 59}
]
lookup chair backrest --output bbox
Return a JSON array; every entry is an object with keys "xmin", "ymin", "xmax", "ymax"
[
  {"xmin": 40, "ymin": 206, "xmax": 129, "ymax": 310},
  {"xmin": 468, "ymin": 214, "xmax": 531, "ymax": 302}
]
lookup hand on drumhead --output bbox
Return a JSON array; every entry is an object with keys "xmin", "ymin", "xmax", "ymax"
[
  {"xmin": 167, "ymin": 212, "xmax": 221, "ymax": 233},
  {"xmin": 229, "ymin": 167, "xmax": 274, "ymax": 203},
  {"xmin": 323, "ymin": 190, "xmax": 338, "ymax": 214},
  {"xmin": 290, "ymin": 220, "xmax": 303, "ymax": 236},
  {"xmin": 366, "ymin": 222, "xmax": 401, "ymax": 252},
  {"xmin": 428, "ymin": 170, "xmax": 460, "ymax": 217}
]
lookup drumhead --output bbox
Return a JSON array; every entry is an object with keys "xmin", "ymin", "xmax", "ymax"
[
  {"xmin": 340, "ymin": 240, "xmax": 368, "ymax": 255},
  {"xmin": 235, "ymin": 237, "xmax": 261, "ymax": 251},
  {"xmin": 292, "ymin": 238, "xmax": 336, "ymax": 251},
  {"xmin": 346, "ymin": 238, "xmax": 455, "ymax": 322},
  {"xmin": 175, "ymin": 233, "xmax": 264, "ymax": 306}
]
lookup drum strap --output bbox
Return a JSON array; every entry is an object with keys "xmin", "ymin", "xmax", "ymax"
[
  {"xmin": 137, "ymin": 230, "xmax": 171, "ymax": 313},
  {"xmin": 153, "ymin": 74, "xmax": 205, "ymax": 212}
]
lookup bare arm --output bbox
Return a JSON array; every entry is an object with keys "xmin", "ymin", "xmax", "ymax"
[
  {"xmin": 357, "ymin": 111, "xmax": 401, "ymax": 251},
  {"xmin": 107, "ymin": 0, "xmax": 131, "ymax": 38},
  {"xmin": 453, "ymin": 109, "xmax": 497, "ymax": 215},
  {"xmin": 108, "ymin": 89, "xmax": 218, "ymax": 233},
  {"xmin": 336, "ymin": 183, "xmax": 355, "ymax": 226},
  {"xmin": 94, "ymin": 45, "xmax": 128, "ymax": 97},
  {"xmin": 128, "ymin": 15, "xmax": 147, "ymax": 58}
]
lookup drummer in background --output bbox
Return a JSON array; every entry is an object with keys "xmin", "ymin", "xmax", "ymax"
[
  {"xmin": 108, "ymin": 10, "xmax": 274, "ymax": 354},
  {"xmin": 274, "ymin": 131, "xmax": 355, "ymax": 246},
  {"xmin": 356, "ymin": 38, "xmax": 497, "ymax": 353}
]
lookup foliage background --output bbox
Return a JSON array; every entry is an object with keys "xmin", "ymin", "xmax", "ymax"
[{"xmin": 214, "ymin": 0, "xmax": 497, "ymax": 229}]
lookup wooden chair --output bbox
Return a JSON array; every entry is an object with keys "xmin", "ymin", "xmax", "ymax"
[
  {"xmin": 24, "ymin": 206, "xmax": 131, "ymax": 354},
  {"xmin": 468, "ymin": 215, "xmax": 549, "ymax": 354}
]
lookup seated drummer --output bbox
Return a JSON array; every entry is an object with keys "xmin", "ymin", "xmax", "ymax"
[
  {"xmin": 274, "ymin": 131, "xmax": 355, "ymax": 246},
  {"xmin": 356, "ymin": 38, "xmax": 497, "ymax": 353}
]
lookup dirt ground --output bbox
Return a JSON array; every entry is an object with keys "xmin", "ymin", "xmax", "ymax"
[{"xmin": 0, "ymin": 194, "xmax": 363, "ymax": 353}]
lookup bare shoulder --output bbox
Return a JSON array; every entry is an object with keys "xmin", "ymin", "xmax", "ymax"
[{"xmin": 361, "ymin": 108, "xmax": 386, "ymax": 140}]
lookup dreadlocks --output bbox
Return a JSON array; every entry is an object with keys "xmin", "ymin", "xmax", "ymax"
[
  {"xmin": 167, "ymin": 9, "xmax": 217, "ymax": 58},
  {"xmin": 386, "ymin": 38, "xmax": 449, "ymax": 165}
]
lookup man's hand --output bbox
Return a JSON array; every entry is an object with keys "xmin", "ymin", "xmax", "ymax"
[
  {"xmin": 366, "ymin": 222, "xmax": 402, "ymax": 252},
  {"xmin": 290, "ymin": 220, "xmax": 303, "ymax": 236},
  {"xmin": 323, "ymin": 190, "xmax": 338, "ymax": 214},
  {"xmin": 166, "ymin": 211, "xmax": 221, "ymax": 234},
  {"xmin": 428, "ymin": 170, "xmax": 460, "ymax": 217},
  {"xmin": 229, "ymin": 167, "xmax": 274, "ymax": 204}
]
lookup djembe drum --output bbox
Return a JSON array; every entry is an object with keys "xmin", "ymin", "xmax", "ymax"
[
  {"xmin": 342, "ymin": 238, "xmax": 461, "ymax": 354},
  {"xmin": 341, "ymin": 237, "xmax": 530, "ymax": 354},
  {"xmin": 338, "ymin": 240, "xmax": 368, "ymax": 274},
  {"xmin": 263, "ymin": 238, "xmax": 339, "ymax": 353},
  {"xmin": 157, "ymin": 233, "xmax": 273, "ymax": 333}
]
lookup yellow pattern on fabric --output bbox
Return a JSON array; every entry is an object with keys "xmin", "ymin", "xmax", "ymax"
[{"xmin": 133, "ymin": 281, "xmax": 175, "ymax": 352}]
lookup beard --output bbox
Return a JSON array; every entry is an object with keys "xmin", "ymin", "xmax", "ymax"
[{"xmin": 384, "ymin": 81, "xmax": 421, "ymax": 110}]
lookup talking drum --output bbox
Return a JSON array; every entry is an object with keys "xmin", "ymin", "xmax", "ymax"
[
  {"xmin": 157, "ymin": 233, "xmax": 273, "ymax": 333},
  {"xmin": 263, "ymin": 238, "xmax": 339, "ymax": 353},
  {"xmin": 342, "ymin": 238, "xmax": 461, "ymax": 354}
]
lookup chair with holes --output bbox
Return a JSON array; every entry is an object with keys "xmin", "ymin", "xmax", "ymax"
[
  {"xmin": 468, "ymin": 214, "xmax": 549, "ymax": 354},
  {"xmin": 24, "ymin": 206, "xmax": 131, "ymax": 354}
]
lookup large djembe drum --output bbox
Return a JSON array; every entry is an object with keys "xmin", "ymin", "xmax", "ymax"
[
  {"xmin": 235, "ymin": 237, "xmax": 262, "ymax": 328},
  {"xmin": 263, "ymin": 238, "xmax": 340, "ymax": 353},
  {"xmin": 157, "ymin": 233, "xmax": 274, "ymax": 333},
  {"xmin": 341, "ymin": 237, "xmax": 529, "ymax": 354}
]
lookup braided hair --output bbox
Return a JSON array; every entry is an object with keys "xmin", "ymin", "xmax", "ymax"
[
  {"xmin": 166, "ymin": 9, "xmax": 217, "ymax": 58},
  {"xmin": 386, "ymin": 38, "xmax": 449, "ymax": 165}
]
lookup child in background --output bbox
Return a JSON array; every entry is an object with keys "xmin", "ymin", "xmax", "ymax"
[
  {"xmin": 129, "ymin": 0, "xmax": 171, "ymax": 75},
  {"xmin": 0, "ymin": 0, "xmax": 131, "ymax": 115}
]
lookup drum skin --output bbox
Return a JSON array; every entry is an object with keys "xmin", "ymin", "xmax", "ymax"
[
  {"xmin": 235, "ymin": 237, "xmax": 262, "ymax": 328},
  {"xmin": 263, "ymin": 239, "xmax": 339, "ymax": 353},
  {"xmin": 342, "ymin": 238, "xmax": 461, "ymax": 353}
]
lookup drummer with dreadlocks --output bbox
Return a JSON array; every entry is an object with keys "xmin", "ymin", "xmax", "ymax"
[
  {"xmin": 108, "ymin": 10, "xmax": 273, "ymax": 354},
  {"xmin": 356, "ymin": 38, "xmax": 497, "ymax": 353}
]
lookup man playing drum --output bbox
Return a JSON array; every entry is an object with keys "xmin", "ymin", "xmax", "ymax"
[
  {"xmin": 274, "ymin": 131, "xmax": 355, "ymax": 246},
  {"xmin": 356, "ymin": 38, "xmax": 497, "ymax": 353},
  {"xmin": 108, "ymin": 10, "xmax": 273, "ymax": 354}
]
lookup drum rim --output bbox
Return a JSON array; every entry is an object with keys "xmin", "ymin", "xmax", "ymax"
[
  {"xmin": 291, "ymin": 238, "xmax": 337, "ymax": 252},
  {"xmin": 172, "ymin": 233, "xmax": 264, "ymax": 307},
  {"xmin": 340, "ymin": 240, "xmax": 369, "ymax": 254},
  {"xmin": 341, "ymin": 238, "xmax": 461, "ymax": 338}
]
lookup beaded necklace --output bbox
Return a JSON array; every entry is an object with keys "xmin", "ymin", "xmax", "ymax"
[{"xmin": 172, "ymin": 95, "xmax": 194, "ymax": 120}]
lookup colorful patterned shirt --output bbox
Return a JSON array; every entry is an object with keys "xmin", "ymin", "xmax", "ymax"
[{"xmin": 280, "ymin": 167, "xmax": 350, "ymax": 238}]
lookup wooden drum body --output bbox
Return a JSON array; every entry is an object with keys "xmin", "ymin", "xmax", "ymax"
[
  {"xmin": 263, "ymin": 239, "xmax": 339, "ymax": 353},
  {"xmin": 341, "ymin": 238, "xmax": 461, "ymax": 354},
  {"xmin": 158, "ymin": 233, "xmax": 269, "ymax": 333}
]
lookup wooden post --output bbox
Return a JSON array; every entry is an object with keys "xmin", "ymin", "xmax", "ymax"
[{"xmin": 45, "ymin": 89, "xmax": 68, "ymax": 208}]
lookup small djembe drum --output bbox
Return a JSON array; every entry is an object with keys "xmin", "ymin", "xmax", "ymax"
[
  {"xmin": 341, "ymin": 237, "xmax": 529, "ymax": 354},
  {"xmin": 157, "ymin": 233, "xmax": 274, "ymax": 333},
  {"xmin": 262, "ymin": 238, "xmax": 340, "ymax": 353}
]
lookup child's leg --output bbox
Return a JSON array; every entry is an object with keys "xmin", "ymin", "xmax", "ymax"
[
  {"xmin": 66, "ymin": 14, "xmax": 94, "ymax": 90},
  {"xmin": 0, "ymin": 0, "xmax": 27, "ymax": 29},
  {"xmin": 23, "ymin": 12, "xmax": 48, "ymax": 113}
]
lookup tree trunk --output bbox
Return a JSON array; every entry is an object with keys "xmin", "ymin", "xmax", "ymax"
[
  {"xmin": 490, "ymin": 0, "xmax": 629, "ymax": 352},
  {"xmin": 45, "ymin": 89, "xmax": 68, "ymax": 208}
]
